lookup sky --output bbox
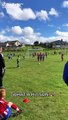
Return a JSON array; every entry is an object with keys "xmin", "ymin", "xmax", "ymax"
[{"xmin": 0, "ymin": 0, "xmax": 68, "ymax": 44}]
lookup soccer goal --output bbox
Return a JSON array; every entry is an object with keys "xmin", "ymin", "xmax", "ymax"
[{"xmin": 25, "ymin": 48, "xmax": 44, "ymax": 59}]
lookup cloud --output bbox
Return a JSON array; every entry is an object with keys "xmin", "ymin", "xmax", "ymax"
[
  {"xmin": 0, "ymin": 35, "xmax": 5, "ymax": 41},
  {"xmin": 0, "ymin": 33, "xmax": 60, "ymax": 44},
  {"xmin": 63, "ymin": 23, "xmax": 68, "ymax": 27},
  {"xmin": 1, "ymin": 26, "xmax": 68, "ymax": 44},
  {"xmin": 0, "ymin": 34, "xmax": 23, "ymax": 42},
  {"xmin": 49, "ymin": 8, "xmax": 59, "ymax": 17},
  {"xmin": 55, "ymin": 30, "xmax": 68, "ymax": 42},
  {"xmin": 0, "ymin": 30, "xmax": 6, "ymax": 34},
  {"xmin": 0, "ymin": 12, "xmax": 5, "ymax": 17},
  {"xmin": 22, "ymin": 27, "xmax": 34, "ymax": 36},
  {"xmin": 56, "ymin": 30, "xmax": 68, "ymax": 36},
  {"xmin": 36, "ymin": 10, "xmax": 49, "ymax": 21},
  {"xmin": 10, "ymin": 26, "xmax": 48, "ymax": 44},
  {"xmin": 48, "ymin": 24, "xmax": 54, "ymax": 27},
  {"xmin": 9, "ymin": 26, "xmax": 68, "ymax": 43},
  {"xmin": 62, "ymin": 1, "xmax": 68, "ymax": 8},
  {"xmin": 22, "ymin": 27, "xmax": 39, "ymax": 44},
  {"xmin": 2, "ymin": 2, "xmax": 36, "ymax": 20},
  {"xmin": 11, "ymin": 26, "xmax": 22, "ymax": 35},
  {"xmin": 2, "ymin": 2, "xmax": 49, "ymax": 22},
  {"xmin": 9, "ymin": 26, "xmax": 40, "ymax": 44},
  {"xmin": 11, "ymin": 26, "xmax": 37, "ymax": 44}
]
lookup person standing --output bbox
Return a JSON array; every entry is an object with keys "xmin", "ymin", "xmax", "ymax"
[
  {"xmin": 17, "ymin": 55, "xmax": 20, "ymax": 68},
  {"xmin": 61, "ymin": 53, "xmax": 64, "ymax": 61},
  {"xmin": 0, "ymin": 47, "xmax": 5, "ymax": 87}
]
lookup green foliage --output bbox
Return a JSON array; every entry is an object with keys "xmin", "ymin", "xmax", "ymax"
[{"xmin": 3, "ymin": 49, "xmax": 68, "ymax": 120}]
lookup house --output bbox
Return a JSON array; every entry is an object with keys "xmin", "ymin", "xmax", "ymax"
[
  {"xmin": 5, "ymin": 40, "xmax": 22, "ymax": 47},
  {"xmin": 50, "ymin": 40, "xmax": 68, "ymax": 48},
  {"xmin": 0, "ymin": 40, "xmax": 24, "ymax": 51}
]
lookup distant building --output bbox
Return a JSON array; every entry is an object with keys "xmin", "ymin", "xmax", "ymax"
[
  {"xmin": 51, "ymin": 40, "xmax": 68, "ymax": 49},
  {"xmin": 5, "ymin": 40, "xmax": 22, "ymax": 47},
  {"xmin": 0, "ymin": 40, "xmax": 24, "ymax": 51}
]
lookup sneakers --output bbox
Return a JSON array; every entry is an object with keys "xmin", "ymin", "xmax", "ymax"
[{"xmin": 12, "ymin": 109, "xmax": 22, "ymax": 117}]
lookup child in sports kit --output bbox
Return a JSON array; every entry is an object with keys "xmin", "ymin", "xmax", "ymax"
[{"xmin": 0, "ymin": 88, "xmax": 21, "ymax": 120}]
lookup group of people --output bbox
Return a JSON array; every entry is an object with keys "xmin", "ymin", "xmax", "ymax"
[
  {"xmin": 32, "ymin": 52, "xmax": 47, "ymax": 62},
  {"xmin": 0, "ymin": 47, "xmax": 21, "ymax": 120},
  {"xmin": 37, "ymin": 52, "xmax": 45, "ymax": 62}
]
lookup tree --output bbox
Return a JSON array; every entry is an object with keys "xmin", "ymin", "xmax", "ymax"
[{"xmin": 34, "ymin": 41, "xmax": 39, "ymax": 46}]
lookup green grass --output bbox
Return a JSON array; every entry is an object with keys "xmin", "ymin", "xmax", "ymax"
[{"xmin": 3, "ymin": 50, "xmax": 68, "ymax": 120}]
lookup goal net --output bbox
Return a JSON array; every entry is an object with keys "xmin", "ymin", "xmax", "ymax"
[{"xmin": 25, "ymin": 48, "xmax": 44, "ymax": 59}]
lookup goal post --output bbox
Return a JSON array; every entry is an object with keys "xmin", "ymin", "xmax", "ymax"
[{"xmin": 25, "ymin": 48, "xmax": 44, "ymax": 59}]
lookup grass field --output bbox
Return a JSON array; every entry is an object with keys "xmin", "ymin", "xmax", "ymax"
[{"xmin": 3, "ymin": 49, "xmax": 68, "ymax": 120}]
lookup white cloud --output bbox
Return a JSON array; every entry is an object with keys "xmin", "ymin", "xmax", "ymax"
[
  {"xmin": 21, "ymin": 8, "xmax": 36, "ymax": 20},
  {"xmin": 9, "ymin": 26, "xmax": 40, "ymax": 44},
  {"xmin": 54, "ymin": 30, "xmax": 68, "ymax": 42},
  {"xmin": 56, "ymin": 30, "xmax": 68, "ymax": 37},
  {"xmin": 11, "ymin": 26, "xmax": 22, "ymax": 35},
  {"xmin": 2, "ymin": 2, "xmax": 50, "ymax": 22},
  {"xmin": 0, "ymin": 33, "xmax": 61, "ymax": 44},
  {"xmin": 62, "ymin": 1, "xmax": 68, "ymax": 8},
  {"xmin": 36, "ymin": 10, "xmax": 49, "ymax": 21},
  {"xmin": 22, "ymin": 27, "xmax": 38, "ymax": 44},
  {"xmin": 1, "ymin": 26, "xmax": 68, "ymax": 44},
  {"xmin": 10, "ymin": 26, "xmax": 45, "ymax": 44},
  {"xmin": 0, "ymin": 34, "xmax": 22, "ymax": 42},
  {"xmin": 49, "ymin": 8, "xmax": 59, "ymax": 17},
  {"xmin": 22, "ymin": 27, "xmax": 34, "ymax": 36},
  {"xmin": 0, "ymin": 12, "xmax": 5, "ymax": 17},
  {"xmin": 0, "ymin": 35, "xmax": 5, "ymax": 41},
  {"xmin": 2, "ymin": 2, "xmax": 36, "ymax": 20},
  {"xmin": 63, "ymin": 23, "xmax": 68, "ymax": 27},
  {"xmin": 0, "ymin": 30, "xmax": 6, "ymax": 34},
  {"xmin": 48, "ymin": 24, "xmax": 54, "ymax": 27}
]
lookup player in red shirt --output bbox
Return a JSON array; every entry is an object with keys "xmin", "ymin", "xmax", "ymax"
[{"xmin": 0, "ymin": 88, "xmax": 21, "ymax": 120}]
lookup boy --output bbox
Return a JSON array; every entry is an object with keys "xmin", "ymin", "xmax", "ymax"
[{"xmin": 0, "ymin": 88, "xmax": 21, "ymax": 120}]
